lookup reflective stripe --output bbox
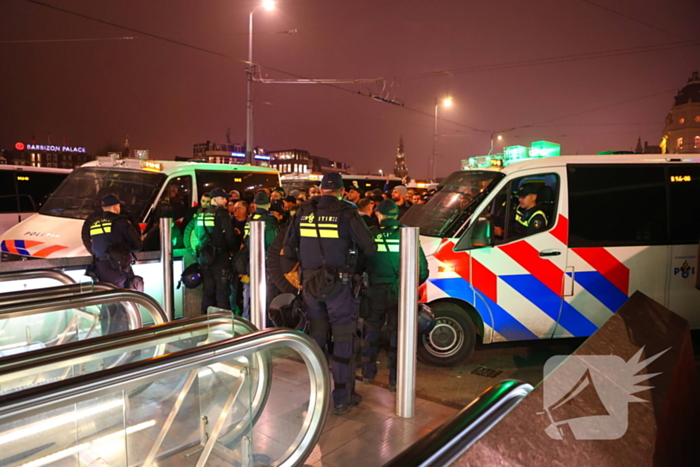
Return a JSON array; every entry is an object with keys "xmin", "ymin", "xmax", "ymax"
[
  {"xmin": 516, "ymin": 209, "xmax": 547, "ymax": 227},
  {"xmin": 376, "ymin": 244, "xmax": 400, "ymax": 252},
  {"xmin": 90, "ymin": 220, "xmax": 111, "ymax": 236},
  {"xmin": 300, "ymin": 222, "xmax": 337, "ymax": 228},
  {"xmin": 197, "ymin": 213, "xmax": 216, "ymax": 227},
  {"xmin": 300, "ymin": 228, "xmax": 339, "ymax": 238}
]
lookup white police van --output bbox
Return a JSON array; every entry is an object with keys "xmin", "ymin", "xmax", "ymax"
[
  {"xmin": 0, "ymin": 158, "xmax": 280, "ymax": 260},
  {"xmin": 402, "ymin": 152, "xmax": 700, "ymax": 366}
]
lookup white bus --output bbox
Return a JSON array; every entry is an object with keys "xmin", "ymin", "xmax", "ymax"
[
  {"xmin": 281, "ymin": 173, "xmax": 403, "ymax": 194},
  {"xmin": 0, "ymin": 165, "xmax": 71, "ymax": 235},
  {"xmin": 0, "ymin": 158, "xmax": 280, "ymax": 260}
]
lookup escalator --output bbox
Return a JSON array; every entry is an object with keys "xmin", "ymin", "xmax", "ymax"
[{"xmin": 0, "ymin": 321, "xmax": 329, "ymax": 466}]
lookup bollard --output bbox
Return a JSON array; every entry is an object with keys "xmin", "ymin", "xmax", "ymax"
[
  {"xmin": 159, "ymin": 217, "xmax": 174, "ymax": 321},
  {"xmin": 397, "ymin": 226, "xmax": 419, "ymax": 418},
  {"xmin": 249, "ymin": 220, "xmax": 267, "ymax": 330}
]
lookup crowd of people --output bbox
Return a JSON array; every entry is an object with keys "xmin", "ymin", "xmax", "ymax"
[{"xmin": 81, "ymin": 174, "xmax": 431, "ymax": 416}]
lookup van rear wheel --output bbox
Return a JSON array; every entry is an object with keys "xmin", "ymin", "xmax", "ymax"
[{"xmin": 417, "ymin": 303, "xmax": 476, "ymax": 367}]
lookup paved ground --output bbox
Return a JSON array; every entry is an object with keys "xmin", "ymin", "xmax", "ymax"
[{"xmin": 366, "ymin": 337, "xmax": 585, "ymax": 408}]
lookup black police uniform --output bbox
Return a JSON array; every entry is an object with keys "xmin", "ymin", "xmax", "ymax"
[
  {"xmin": 283, "ymin": 193, "xmax": 377, "ymax": 409},
  {"xmin": 194, "ymin": 204, "xmax": 237, "ymax": 313},
  {"xmin": 83, "ymin": 208, "xmax": 143, "ymax": 334},
  {"xmin": 362, "ymin": 217, "xmax": 429, "ymax": 386}
]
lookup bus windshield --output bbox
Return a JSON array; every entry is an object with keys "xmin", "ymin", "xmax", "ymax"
[
  {"xmin": 402, "ymin": 170, "xmax": 503, "ymax": 237},
  {"xmin": 40, "ymin": 168, "xmax": 166, "ymax": 220}
]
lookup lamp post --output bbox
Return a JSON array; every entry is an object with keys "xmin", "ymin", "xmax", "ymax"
[
  {"xmin": 246, "ymin": 0, "xmax": 275, "ymax": 166},
  {"xmin": 488, "ymin": 133, "xmax": 503, "ymax": 156},
  {"xmin": 431, "ymin": 96, "xmax": 452, "ymax": 181}
]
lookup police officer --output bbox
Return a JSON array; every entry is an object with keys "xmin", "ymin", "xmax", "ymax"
[
  {"xmin": 362, "ymin": 200, "xmax": 428, "ymax": 389},
  {"xmin": 194, "ymin": 187, "xmax": 238, "ymax": 313},
  {"xmin": 242, "ymin": 191, "xmax": 280, "ymax": 318},
  {"xmin": 513, "ymin": 182, "xmax": 548, "ymax": 236},
  {"xmin": 82, "ymin": 194, "xmax": 143, "ymax": 334},
  {"xmin": 283, "ymin": 172, "xmax": 377, "ymax": 415}
]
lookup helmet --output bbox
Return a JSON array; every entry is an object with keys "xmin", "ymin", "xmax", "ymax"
[
  {"xmin": 268, "ymin": 293, "xmax": 309, "ymax": 332},
  {"xmin": 417, "ymin": 303, "xmax": 436, "ymax": 335},
  {"xmin": 179, "ymin": 263, "xmax": 202, "ymax": 289}
]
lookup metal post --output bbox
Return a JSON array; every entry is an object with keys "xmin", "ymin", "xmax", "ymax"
[
  {"xmin": 245, "ymin": 11, "xmax": 255, "ymax": 166},
  {"xmin": 249, "ymin": 220, "xmax": 267, "ymax": 329},
  {"xmin": 397, "ymin": 226, "xmax": 419, "ymax": 418},
  {"xmin": 160, "ymin": 217, "xmax": 173, "ymax": 321}
]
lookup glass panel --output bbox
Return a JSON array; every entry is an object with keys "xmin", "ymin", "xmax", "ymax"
[
  {"xmin": 668, "ymin": 164, "xmax": 700, "ymax": 244},
  {"xmin": 0, "ymin": 314, "xmax": 236, "ymax": 396}
]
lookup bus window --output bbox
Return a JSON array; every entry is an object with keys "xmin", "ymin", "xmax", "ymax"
[
  {"xmin": 196, "ymin": 170, "xmax": 279, "ymax": 198},
  {"xmin": 15, "ymin": 171, "xmax": 68, "ymax": 211},
  {"xmin": 0, "ymin": 171, "xmax": 17, "ymax": 214}
]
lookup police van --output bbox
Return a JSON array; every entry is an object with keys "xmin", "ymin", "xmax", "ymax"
[
  {"xmin": 0, "ymin": 158, "xmax": 280, "ymax": 259},
  {"xmin": 401, "ymin": 153, "xmax": 700, "ymax": 366}
]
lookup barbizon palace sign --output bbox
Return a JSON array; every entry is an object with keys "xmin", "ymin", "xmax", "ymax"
[{"xmin": 15, "ymin": 142, "xmax": 87, "ymax": 153}]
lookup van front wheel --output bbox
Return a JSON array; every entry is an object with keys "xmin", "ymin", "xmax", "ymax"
[{"xmin": 417, "ymin": 303, "xmax": 476, "ymax": 367}]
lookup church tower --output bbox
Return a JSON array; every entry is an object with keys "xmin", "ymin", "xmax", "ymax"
[{"xmin": 393, "ymin": 136, "xmax": 408, "ymax": 179}]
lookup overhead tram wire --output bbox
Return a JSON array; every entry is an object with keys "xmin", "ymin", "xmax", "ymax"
[
  {"xmin": 0, "ymin": 37, "xmax": 135, "ymax": 44},
  {"xmin": 400, "ymin": 41, "xmax": 698, "ymax": 80},
  {"xmin": 22, "ymin": 0, "xmax": 493, "ymax": 135}
]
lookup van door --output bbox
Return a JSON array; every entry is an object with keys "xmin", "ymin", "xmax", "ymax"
[
  {"xmin": 666, "ymin": 164, "xmax": 700, "ymax": 329},
  {"xmin": 456, "ymin": 167, "xmax": 592, "ymax": 342},
  {"xmin": 565, "ymin": 164, "xmax": 669, "ymax": 334}
]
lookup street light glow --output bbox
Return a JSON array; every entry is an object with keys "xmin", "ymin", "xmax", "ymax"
[
  {"xmin": 262, "ymin": 0, "xmax": 275, "ymax": 11},
  {"xmin": 497, "ymin": 135, "xmax": 503, "ymax": 141},
  {"xmin": 442, "ymin": 97, "xmax": 453, "ymax": 107}
]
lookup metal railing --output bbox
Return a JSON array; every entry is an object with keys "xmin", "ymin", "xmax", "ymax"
[
  {"xmin": 384, "ymin": 380, "xmax": 533, "ymax": 467},
  {"xmin": 0, "ymin": 328, "xmax": 329, "ymax": 467},
  {"xmin": 0, "ymin": 289, "xmax": 167, "ymax": 325},
  {"xmin": 0, "ymin": 268, "xmax": 76, "ymax": 286}
]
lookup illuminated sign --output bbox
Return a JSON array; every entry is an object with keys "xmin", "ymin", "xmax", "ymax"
[
  {"xmin": 231, "ymin": 152, "xmax": 245, "ymax": 158},
  {"xmin": 254, "ymin": 155, "xmax": 271, "ymax": 161},
  {"xmin": 142, "ymin": 161, "xmax": 163, "ymax": 172},
  {"xmin": 135, "ymin": 150, "xmax": 149, "ymax": 160},
  {"xmin": 503, "ymin": 145, "xmax": 528, "ymax": 163},
  {"xmin": 16, "ymin": 176, "xmax": 29, "ymax": 181},
  {"xmin": 19, "ymin": 143, "xmax": 87, "ymax": 153},
  {"xmin": 529, "ymin": 140, "xmax": 560, "ymax": 158},
  {"xmin": 670, "ymin": 175, "xmax": 691, "ymax": 182}
]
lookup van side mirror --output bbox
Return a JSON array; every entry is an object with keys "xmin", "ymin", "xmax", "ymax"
[
  {"xmin": 470, "ymin": 217, "xmax": 493, "ymax": 247},
  {"xmin": 454, "ymin": 216, "xmax": 493, "ymax": 251}
]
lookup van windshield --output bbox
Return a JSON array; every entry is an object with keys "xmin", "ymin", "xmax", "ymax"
[
  {"xmin": 40, "ymin": 168, "xmax": 166, "ymax": 220},
  {"xmin": 402, "ymin": 170, "xmax": 503, "ymax": 237}
]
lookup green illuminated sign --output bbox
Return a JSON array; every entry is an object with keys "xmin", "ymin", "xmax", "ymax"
[{"xmin": 529, "ymin": 141, "xmax": 560, "ymax": 158}]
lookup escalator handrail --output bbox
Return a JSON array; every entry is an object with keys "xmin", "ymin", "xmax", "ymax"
[
  {"xmin": 0, "ymin": 328, "xmax": 330, "ymax": 467},
  {"xmin": 0, "ymin": 282, "xmax": 143, "ymax": 330},
  {"xmin": 384, "ymin": 379, "xmax": 533, "ymax": 467},
  {"xmin": 0, "ymin": 268, "xmax": 76, "ymax": 285},
  {"xmin": 0, "ymin": 312, "xmax": 246, "ymax": 376},
  {"xmin": 0, "ymin": 289, "xmax": 167, "ymax": 326}
]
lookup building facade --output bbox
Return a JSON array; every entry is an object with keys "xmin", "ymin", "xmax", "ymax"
[
  {"xmin": 3, "ymin": 142, "xmax": 93, "ymax": 168},
  {"xmin": 192, "ymin": 141, "xmax": 270, "ymax": 166},
  {"xmin": 268, "ymin": 149, "xmax": 349, "ymax": 175},
  {"xmin": 662, "ymin": 71, "xmax": 700, "ymax": 154}
]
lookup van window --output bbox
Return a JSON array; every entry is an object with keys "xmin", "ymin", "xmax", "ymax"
[
  {"xmin": 196, "ymin": 170, "xmax": 279, "ymax": 200},
  {"xmin": 455, "ymin": 173, "xmax": 559, "ymax": 250},
  {"xmin": 668, "ymin": 165, "xmax": 700, "ymax": 244},
  {"xmin": 40, "ymin": 168, "xmax": 165, "ymax": 220},
  {"xmin": 568, "ymin": 165, "xmax": 667, "ymax": 247},
  {"xmin": 15, "ymin": 171, "xmax": 68, "ymax": 211},
  {"xmin": 152, "ymin": 176, "xmax": 192, "ymax": 222},
  {"xmin": 0, "ymin": 171, "xmax": 17, "ymax": 213}
]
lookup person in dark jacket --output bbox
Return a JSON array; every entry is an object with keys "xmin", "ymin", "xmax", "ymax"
[
  {"xmin": 82, "ymin": 194, "xmax": 143, "ymax": 334},
  {"xmin": 193, "ymin": 187, "xmax": 238, "ymax": 313},
  {"xmin": 283, "ymin": 172, "xmax": 377, "ymax": 415},
  {"xmin": 362, "ymin": 200, "xmax": 429, "ymax": 389},
  {"xmin": 357, "ymin": 197, "xmax": 378, "ymax": 228}
]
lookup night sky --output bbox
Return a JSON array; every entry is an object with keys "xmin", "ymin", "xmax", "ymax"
[{"xmin": 1, "ymin": 0, "xmax": 699, "ymax": 178}]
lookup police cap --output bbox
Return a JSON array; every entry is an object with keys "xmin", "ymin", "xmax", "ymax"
[
  {"xmin": 101, "ymin": 194, "xmax": 123, "ymax": 207},
  {"xmin": 376, "ymin": 200, "xmax": 399, "ymax": 217},
  {"xmin": 209, "ymin": 187, "xmax": 230, "ymax": 199},
  {"xmin": 321, "ymin": 172, "xmax": 343, "ymax": 190},
  {"xmin": 518, "ymin": 183, "xmax": 540, "ymax": 197},
  {"xmin": 254, "ymin": 191, "xmax": 270, "ymax": 205}
]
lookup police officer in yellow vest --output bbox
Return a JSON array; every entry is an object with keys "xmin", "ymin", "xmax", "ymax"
[
  {"xmin": 83, "ymin": 194, "xmax": 143, "ymax": 334},
  {"xmin": 513, "ymin": 182, "xmax": 548, "ymax": 236},
  {"xmin": 194, "ymin": 187, "xmax": 238, "ymax": 313},
  {"xmin": 283, "ymin": 172, "xmax": 377, "ymax": 415}
]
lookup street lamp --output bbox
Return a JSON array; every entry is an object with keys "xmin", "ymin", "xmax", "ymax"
[
  {"xmin": 488, "ymin": 133, "xmax": 503, "ymax": 155},
  {"xmin": 432, "ymin": 96, "xmax": 452, "ymax": 181},
  {"xmin": 246, "ymin": 0, "xmax": 275, "ymax": 166}
]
